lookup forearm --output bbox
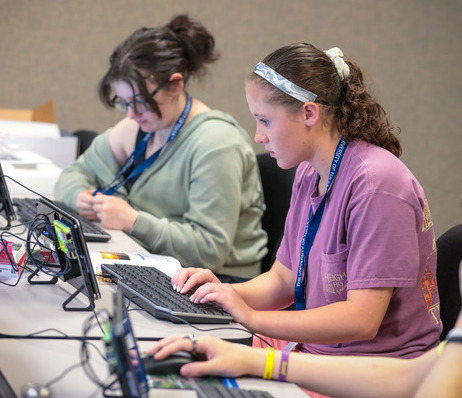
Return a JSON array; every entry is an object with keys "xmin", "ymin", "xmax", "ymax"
[
  {"xmin": 232, "ymin": 260, "xmax": 295, "ymax": 310},
  {"xmin": 54, "ymin": 139, "xmax": 111, "ymax": 205},
  {"xmin": 131, "ymin": 211, "xmax": 230, "ymax": 269},
  {"xmin": 239, "ymin": 346, "xmax": 434, "ymax": 398},
  {"xmin": 54, "ymin": 166, "xmax": 97, "ymax": 207},
  {"xmin": 245, "ymin": 300, "xmax": 385, "ymax": 344},
  {"xmin": 414, "ymin": 312, "xmax": 462, "ymax": 398},
  {"xmin": 233, "ymin": 272, "xmax": 294, "ymax": 311}
]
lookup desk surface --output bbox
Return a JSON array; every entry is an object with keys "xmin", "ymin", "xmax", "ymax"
[
  {"xmin": 0, "ymin": 338, "xmax": 307, "ymax": 397},
  {"xmin": 0, "ymin": 226, "xmax": 307, "ymax": 397}
]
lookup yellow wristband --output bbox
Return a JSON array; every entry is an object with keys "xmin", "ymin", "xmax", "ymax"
[
  {"xmin": 437, "ymin": 340, "xmax": 448, "ymax": 356},
  {"xmin": 263, "ymin": 347, "xmax": 275, "ymax": 380}
]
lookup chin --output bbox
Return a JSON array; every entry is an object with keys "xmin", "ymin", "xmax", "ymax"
[
  {"xmin": 138, "ymin": 123, "xmax": 155, "ymax": 133},
  {"xmin": 277, "ymin": 158, "xmax": 298, "ymax": 170}
]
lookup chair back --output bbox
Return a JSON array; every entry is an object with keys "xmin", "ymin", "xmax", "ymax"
[
  {"xmin": 436, "ymin": 224, "xmax": 462, "ymax": 340},
  {"xmin": 257, "ymin": 153, "xmax": 297, "ymax": 273}
]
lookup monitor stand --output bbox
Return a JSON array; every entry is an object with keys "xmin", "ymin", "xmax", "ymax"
[{"xmin": 27, "ymin": 267, "xmax": 95, "ymax": 312}]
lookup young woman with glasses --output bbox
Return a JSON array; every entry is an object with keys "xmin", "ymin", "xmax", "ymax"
[{"xmin": 54, "ymin": 15, "xmax": 267, "ymax": 281}]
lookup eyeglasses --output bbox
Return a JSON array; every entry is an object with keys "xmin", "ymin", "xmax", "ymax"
[{"xmin": 110, "ymin": 83, "xmax": 165, "ymax": 114}]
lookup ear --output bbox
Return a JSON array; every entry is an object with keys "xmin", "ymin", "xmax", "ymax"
[
  {"xmin": 168, "ymin": 73, "xmax": 185, "ymax": 93},
  {"xmin": 302, "ymin": 102, "xmax": 321, "ymax": 127}
]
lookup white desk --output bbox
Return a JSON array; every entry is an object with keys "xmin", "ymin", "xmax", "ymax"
[
  {"xmin": 0, "ymin": 227, "xmax": 307, "ymax": 397},
  {"xmin": 0, "ymin": 338, "xmax": 307, "ymax": 398}
]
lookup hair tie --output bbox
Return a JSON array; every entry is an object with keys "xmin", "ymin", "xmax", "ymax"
[{"xmin": 324, "ymin": 47, "xmax": 350, "ymax": 81}]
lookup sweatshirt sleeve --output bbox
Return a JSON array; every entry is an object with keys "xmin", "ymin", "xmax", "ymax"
[{"xmin": 54, "ymin": 130, "xmax": 118, "ymax": 207}]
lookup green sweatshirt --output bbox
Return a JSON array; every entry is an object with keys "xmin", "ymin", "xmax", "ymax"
[{"xmin": 54, "ymin": 110, "xmax": 267, "ymax": 278}]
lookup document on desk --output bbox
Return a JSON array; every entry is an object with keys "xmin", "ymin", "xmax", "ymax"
[{"xmin": 90, "ymin": 251, "xmax": 182, "ymax": 278}]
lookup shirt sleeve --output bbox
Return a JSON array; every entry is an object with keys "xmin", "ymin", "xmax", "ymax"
[
  {"xmin": 54, "ymin": 130, "xmax": 117, "ymax": 207},
  {"xmin": 345, "ymin": 189, "xmax": 424, "ymax": 289}
]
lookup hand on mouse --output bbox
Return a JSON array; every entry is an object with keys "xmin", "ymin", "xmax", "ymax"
[{"xmin": 145, "ymin": 334, "xmax": 258, "ymax": 378}]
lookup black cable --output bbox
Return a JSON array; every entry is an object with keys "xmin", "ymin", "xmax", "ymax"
[
  {"xmin": 25, "ymin": 214, "xmax": 71, "ymax": 278},
  {"xmin": 3, "ymin": 175, "xmax": 49, "ymax": 201},
  {"xmin": 80, "ymin": 311, "xmax": 111, "ymax": 389},
  {"xmin": 0, "ymin": 311, "xmax": 113, "ymax": 393},
  {"xmin": 124, "ymin": 296, "xmax": 274, "ymax": 348},
  {"xmin": 0, "ymin": 230, "xmax": 34, "ymax": 286},
  {"xmin": 42, "ymin": 361, "xmax": 85, "ymax": 389}
]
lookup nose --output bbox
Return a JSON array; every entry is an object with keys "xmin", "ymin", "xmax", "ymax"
[
  {"xmin": 254, "ymin": 128, "xmax": 268, "ymax": 145},
  {"xmin": 126, "ymin": 106, "xmax": 138, "ymax": 119}
]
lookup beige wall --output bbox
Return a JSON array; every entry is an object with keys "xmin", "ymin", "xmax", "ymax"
[{"xmin": 1, "ymin": 0, "xmax": 461, "ymax": 237}]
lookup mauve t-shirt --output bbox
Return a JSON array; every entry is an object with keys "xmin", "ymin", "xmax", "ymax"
[{"xmin": 278, "ymin": 140, "xmax": 441, "ymax": 358}]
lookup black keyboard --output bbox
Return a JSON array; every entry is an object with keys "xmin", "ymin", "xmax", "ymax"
[
  {"xmin": 196, "ymin": 385, "xmax": 274, "ymax": 398},
  {"xmin": 101, "ymin": 263, "xmax": 233, "ymax": 324},
  {"xmin": 13, "ymin": 197, "xmax": 112, "ymax": 242}
]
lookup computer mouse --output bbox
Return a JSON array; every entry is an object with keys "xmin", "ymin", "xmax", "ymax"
[{"xmin": 142, "ymin": 350, "xmax": 194, "ymax": 375}]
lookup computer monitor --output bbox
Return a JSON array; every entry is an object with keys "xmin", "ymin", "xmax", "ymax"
[
  {"xmin": 105, "ymin": 289, "xmax": 149, "ymax": 398},
  {"xmin": 0, "ymin": 162, "xmax": 16, "ymax": 229},
  {"xmin": 28, "ymin": 196, "xmax": 101, "ymax": 311},
  {"xmin": 0, "ymin": 369, "xmax": 17, "ymax": 398}
]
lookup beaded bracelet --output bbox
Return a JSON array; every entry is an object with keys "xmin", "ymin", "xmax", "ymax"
[
  {"xmin": 263, "ymin": 347, "xmax": 275, "ymax": 380},
  {"xmin": 278, "ymin": 347, "xmax": 290, "ymax": 381}
]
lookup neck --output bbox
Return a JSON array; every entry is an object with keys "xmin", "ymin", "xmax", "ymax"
[
  {"xmin": 147, "ymin": 92, "xmax": 189, "ymax": 154},
  {"xmin": 158, "ymin": 92, "xmax": 188, "ymax": 138},
  {"xmin": 312, "ymin": 131, "xmax": 343, "ymax": 195}
]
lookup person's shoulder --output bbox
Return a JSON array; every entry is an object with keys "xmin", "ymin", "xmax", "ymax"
[
  {"xmin": 109, "ymin": 117, "xmax": 138, "ymax": 137},
  {"xmin": 348, "ymin": 140, "xmax": 409, "ymax": 175},
  {"xmin": 186, "ymin": 110, "xmax": 251, "ymax": 144},
  {"xmin": 106, "ymin": 117, "xmax": 139, "ymax": 149},
  {"xmin": 189, "ymin": 110, "xmax": 243, "ymax": 130},
  {"xmin": 345, "ymin": 140, "xmax": 424, "ymax": 198}
]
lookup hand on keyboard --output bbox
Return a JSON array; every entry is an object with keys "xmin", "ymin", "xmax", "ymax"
[
  {"xmin": 171, "ymin": 267, "xmax": 221, "ymax": 294},
  {"xmin": 171, "ymin": 267, "xmax": 253, "ymax": 327},
  {"xmin": 101, "ymin": 263, "xmax": 232, "ymax": 324}
]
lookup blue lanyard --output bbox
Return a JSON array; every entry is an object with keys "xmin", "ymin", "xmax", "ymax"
[
  {"xmin": 93, "ymin": 95, "xmax": 192, "ymax": 196},
  {"xmin": 294, "ymin": 139, "xmax": 348, "ymax": 310}
]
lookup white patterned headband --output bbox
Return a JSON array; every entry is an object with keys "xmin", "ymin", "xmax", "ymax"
[
  {"xmin": 253, "ymin": 62, "xmax": 318, "ymax": 103},
  {"xmin": 253, "ymin": 47, "xmax": 350, "ymax": 103}
]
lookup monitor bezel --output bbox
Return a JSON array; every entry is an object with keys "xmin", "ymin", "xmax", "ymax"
[{"xmin": 108, "ymin": 290, "xmax": 149, "ymax": 398}]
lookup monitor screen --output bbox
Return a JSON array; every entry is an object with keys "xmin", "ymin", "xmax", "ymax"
[
  {"xmin": 106, "ymin": 289, "xmax": 149, "ymax": 398},
  {"xmin": 0, "ymin": 162, "xmax": 16, "ymax": 228},
  {"xmin": 30, "ymin": 197, "xmax": 101, "ymax": 311}
]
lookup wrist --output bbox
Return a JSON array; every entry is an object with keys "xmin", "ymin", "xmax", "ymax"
[
  {"xmin": 246, "ymin": 347, "xmax": 267, "ymax": 378},
  {"xmin": 125, "ymin": 210, "xmax": 139, "ymax": 234},
  {"xmin": 241, "ymin": 308, "xmax": 258, "ymax": 330}
]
